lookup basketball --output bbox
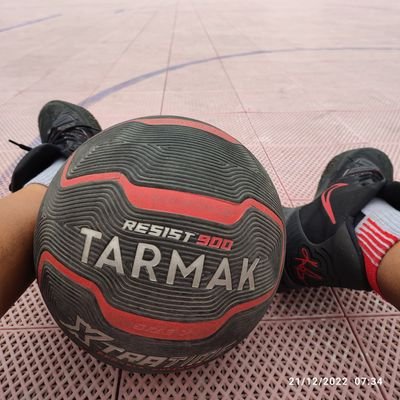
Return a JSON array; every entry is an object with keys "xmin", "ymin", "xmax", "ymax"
[{"xmin": 34, "ymin": 116, "xmax": 285, "ymax": 373}]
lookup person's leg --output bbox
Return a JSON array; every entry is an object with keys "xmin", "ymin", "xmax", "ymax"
[
  {"xmin": 280, "ymin": 148, "xmax": 390, "ymax": 291},
  {"xmin": 379, "ymin": 243, "xmax": 400, "ymax": 309},
  {"xmin": 280, "ymin": 148, "xmax": 400, "ymax": 310},
  {"xmin": 0, "ymin": 100, "xmax": 102, "ymax": 318},
  {"xmin": 0, "ymin": 184, "xmax": 46, "ymax": 317}
]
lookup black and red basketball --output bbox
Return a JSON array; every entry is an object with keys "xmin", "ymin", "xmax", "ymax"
[{"xmin": 34, "ymin": 116, "xmax": 285, "ymax": 373}]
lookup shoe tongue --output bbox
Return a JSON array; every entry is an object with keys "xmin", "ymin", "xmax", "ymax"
[
  {"xmin": 48, "ymin": 118, "xmax": 97, "ymax": 147},
  {"xmin": 343, "ymin": 159, "xmax": 384, "ymax": 182},
  {"xmin": 343, "ymin": 167, "xmax": 384, "ymax": 186},
  {"xmin": 379, "ymin": 182, "xmax": 400, "ymax": 210}
]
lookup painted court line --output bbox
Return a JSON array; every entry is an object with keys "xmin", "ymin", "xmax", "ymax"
[
  {"xmin": 2, "ymin": 46, "xmax": 400, "ymax": 188},
  {"xmin": 0, "ymin": 14, "xmax": 61, "ymax": 34}
]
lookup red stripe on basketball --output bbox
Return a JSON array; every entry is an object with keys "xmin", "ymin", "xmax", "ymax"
[
  {"xmin": 133, "ymin": 117, "xmax": 240, "ymax": 144},
  {"xmin": 60, "ymin": 157, "xmax": 284, "ymax": 230},
  {"xmin": 37, "ymin": 250, "xmax": 277, "ymax": 341}
]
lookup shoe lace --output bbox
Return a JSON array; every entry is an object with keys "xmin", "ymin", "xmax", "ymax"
[
  {"xmin": 8, "ymin": 125, "xmax": 99, "ymax": 153},
  {"xmin": 8, "ymin": 139, "xmax": 32, "ymax": 151},
  {"xmin": 48, "ymin": 126, "xmax": 83, "ymax": 146},
  {"xmin": 343, "ymin": 159, "xmax": 384, "ymax": 184},
  {"xmin": 47, "ymin": 125, "xmax": 99, "ymax": 146}
]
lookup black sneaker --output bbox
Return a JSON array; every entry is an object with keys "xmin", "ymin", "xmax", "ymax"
[
  {"xmin": 38, "ymin": 100, "xmax": 102, "ymax": 155},
  {"xmin": 279, "ymin": 148, "xmax": 393, "ymax": 291},
  {"xmin": 9, "ymin": 100, "xmax": 101, "ymax": 192}
]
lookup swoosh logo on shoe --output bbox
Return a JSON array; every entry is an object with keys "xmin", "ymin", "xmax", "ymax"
[{"xmin": 321, "ymin": 183, "xmax": 349, "ymax": 224}]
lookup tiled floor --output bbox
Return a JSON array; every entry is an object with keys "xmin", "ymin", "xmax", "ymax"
[{"xmin": 1, "ymin": 0, "xmax": 400, "ymax": 398}]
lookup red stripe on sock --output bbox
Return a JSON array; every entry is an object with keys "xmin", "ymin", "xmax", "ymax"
[
  {"xmin": 357, "ymin": 236, "xmax": 380, "ymax": 266},
  {"xmin": 357, "ymin": 217, "xmax": 400, "ymax": 296},
  {"xmin": 367, "ymin": 219, "xmax": 398, "ymax": 242},
  {"xmin": 362, "ymin": 221, "xmax": 396, "ymax": 247},
  {"xmin": 357, "ymin": 232, "xmax": 382, "ymax": 261},
  {"xmin": 360, "ymin": 248, "xmax": 383, "ymax": 296},
  {"xmin": 358, "ymin": 227, "xmax": 386, "ymax": 255}
]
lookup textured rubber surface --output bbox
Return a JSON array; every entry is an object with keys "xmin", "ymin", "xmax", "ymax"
[
  {"xmin": 0, "ymin": 328, "xmax": 118, "ymax": 399},
  {"xmin": 67, "ymin": 118, "xmax": 282, "ymax": 208},
  {"xmin": 118, "ymin": 319, "xmax": 382, "ymax": 399},
  {"xmin": 350, "ymin": 316, "xmax": 400, "ymax": 400},
  {"xmin": 34, "ymin": 117, "xmax": 284, "ymax": 372},
  {"xmin": 335, "ymin": 288, "xmax": 400, "ymax": 316},
  {"xmin": 267, "ymin": 287, "xmax": 343, "ymax": 319},
  {"xmin": 0, "ymin": 282, "xmax": 56, "ymax": 328}
]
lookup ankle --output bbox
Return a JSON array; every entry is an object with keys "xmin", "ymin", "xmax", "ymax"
[
  {"xmin": 377, "ymin": 242, "xmax": 400, "ymax": 309},
  {"xmin": 355, "ymin": 198, "xmax": 400, "ymax": 298}
]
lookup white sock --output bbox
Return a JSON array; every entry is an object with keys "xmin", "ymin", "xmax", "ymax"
[
  {"xmin": 24, "ymin": 158, "xmax": 66, "ymax": 188},
  {"xmin": 355, "ymin": 198, "xmax": 400, "ymax": 294}
]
